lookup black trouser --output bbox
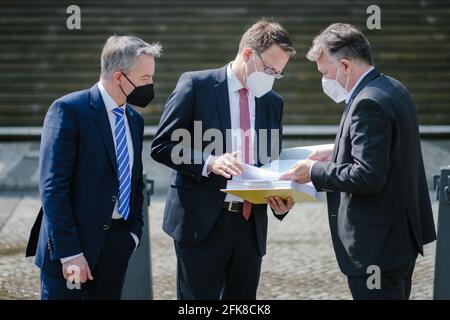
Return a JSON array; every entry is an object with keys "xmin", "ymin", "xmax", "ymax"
[
  {"xmin": 175, "ymin": 208, "xmax": 262, "ymax": 300},
  {"xmin": 40, "ymin": 222, "xmax": 135, "ymax": 300},
  {"xmin": 347, "ymin": 257, "xmax": 417, "ymax": 300},
  {"xmin": 347, "ymin": 216, "xmax": 420, "ymax": 300}
]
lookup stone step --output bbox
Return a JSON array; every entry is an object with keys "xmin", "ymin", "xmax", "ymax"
[{"xmin": 1, "ymin": 0, "xmax": 449, "ymax": 126}]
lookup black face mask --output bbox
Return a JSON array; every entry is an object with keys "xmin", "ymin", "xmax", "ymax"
[{"xmin": 119, "ymin": 72, "xmax": 154, "ymax": 108}]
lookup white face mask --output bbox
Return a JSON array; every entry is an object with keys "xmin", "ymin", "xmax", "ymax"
[
  {"xmin": 321, "ymin": 64, "xmax": 349, "ymax": 103},
  {"xmin": 245, "ymin": 53, "xmax": 275, "ymax": 98}
]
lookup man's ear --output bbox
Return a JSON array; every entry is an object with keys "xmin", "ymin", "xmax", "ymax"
[
  {"xmin": 241, "ymin": 48, "xmax": 253, "ymax": 62},
  {"xmin": 112, "ymin": 71, "xmax": 122, "ymax": 85},
  {"xmin": 341, "ymin": 59, "xmax": 351, "ymax": 73}
]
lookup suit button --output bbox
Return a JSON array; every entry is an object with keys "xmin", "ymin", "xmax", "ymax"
[
  {"xmin": 103, "ymin": 224, "xmax": 110, "ymax": 231},
  {"xmin": 111, "ymin": 196, "xmax": 117, "ymax": 202}
]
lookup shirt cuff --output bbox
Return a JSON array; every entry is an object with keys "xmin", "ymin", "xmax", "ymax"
[
  {"xmin": 60, "ymin": 253, "xmax": 84, "ymax": 264},
  {"xmin": 202, "ymin": 155, "xmax": 213, "ymax": 177},
  {"xmin": 309, "ymin": 160, "xmax": 317, "ymax": 178},
  {"xmin": 130, "ymin": 232, "xmax": 139, "ymax": 250}
]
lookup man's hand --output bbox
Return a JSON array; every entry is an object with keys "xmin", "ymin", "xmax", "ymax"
[
  {"xmin": 207, "ymin": 151, "xmax": 243, "ymax": 179},
  {"xmin": 308, "ymin": 145, "xmax": 334, "ymax": 161},
  {"xmin": 62, "ymin": 255, "xmax": 94, "ymax": 284},
  {"xmin": 265, "ymin": 196, "xmax": 294, "ymax": 214},
  {"xmin": 279, "ymin": 159, "xmax": 315, "ymax": 184}
]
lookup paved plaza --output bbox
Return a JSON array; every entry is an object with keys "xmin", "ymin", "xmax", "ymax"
[{"xmin": 0, "ymin": 139, "xmax": 448, "ymax": 299}]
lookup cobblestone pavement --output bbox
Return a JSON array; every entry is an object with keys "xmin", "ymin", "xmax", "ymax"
[
  {"xmin": 0, "ymin": 195, "xmax": 439, "ymax": 300},
  {"xmin": 0, "ymin": 139, "xmax": 446, "ymax": 299}
]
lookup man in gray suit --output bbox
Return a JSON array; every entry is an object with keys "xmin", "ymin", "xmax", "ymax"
[{"xmin": 281, "ymin": 23, "xmax": 436, "ymax": 299}]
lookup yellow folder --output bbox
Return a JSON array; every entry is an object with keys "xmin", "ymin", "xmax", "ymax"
[{"xmin": 221, "ymin": 188, "xmax": 317, "ymax": 204}]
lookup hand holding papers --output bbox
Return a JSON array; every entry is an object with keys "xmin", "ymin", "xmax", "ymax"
[
  {"xmin": 306, "ymin": 144, "xmax": 334, "ymax": 161},
  {"xmin": 278, "ymin": 159, "xmax": 316, "ymax": 184},
  {"xmin": 207, "ymin": 151, "xmax": 243, "ymax": 179},
  {"xmin": 279, "ymin": 144, "xmax": 333, "ymax": 183},
  {"xmin": 280, "ymin": 144, "xmax": 334, "ymax": 183}
]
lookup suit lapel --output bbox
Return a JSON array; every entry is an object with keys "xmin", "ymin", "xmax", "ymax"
[
  {"xmin": 332, "ymin": 68, "xmax": 381, "ymax": 162},
  {"xmin": 331, "ymin": 104, "xmax": 349, "ymax": 161},
  {"xmin": 213, "ymin": 65, "xmax": 232, "ymax": 152},
  {"xmin": 89, "ymin": 84, "xmax": 118, "ymax": 174},
  {"xmin": 126, "ymin": 106, "xmax": 140, "ymax": 183}
]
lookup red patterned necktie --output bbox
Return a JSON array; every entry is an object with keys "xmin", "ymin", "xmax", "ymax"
[{"xmin": 238, "ymin": 88, "xmax": 252, "ymax": 221}]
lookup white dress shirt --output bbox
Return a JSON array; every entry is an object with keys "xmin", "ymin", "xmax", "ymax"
[
  {"xmin": 201, "ymin": 63, "xmax": 287, "ymax": 214},
  {"xmin": 60, "ymin": 82, "xmax": 139, "ymax": 264},
  {"xmin": 345, "ymin": 66, "xmax": 374, "ymax": 104},
  {"xmin": 202, "ymin": 63, "xmax": 256, "ymax": 203}
]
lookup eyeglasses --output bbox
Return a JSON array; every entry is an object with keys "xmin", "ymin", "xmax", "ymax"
[{"xmin": 255, "ymin": 51, "xmax": 284, "ymax": 79}]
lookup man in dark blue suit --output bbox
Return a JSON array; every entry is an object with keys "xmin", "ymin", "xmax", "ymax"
[
  {"xmin": 26, "ymin": 35, "xmax": 161, "ymax": 299},
  {"xmin": 151, "ymin": 19, "xmax": 296, "ymax": 299}
]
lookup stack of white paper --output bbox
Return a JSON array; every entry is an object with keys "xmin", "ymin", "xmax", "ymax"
[{"xmin": 221, "ymin": 144, "xmax": 330, "ymax": 203}]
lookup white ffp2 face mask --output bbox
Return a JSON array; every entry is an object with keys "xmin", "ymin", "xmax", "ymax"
[
  {"xmin": 322, "ymin": 64, "xmax": 349, "ymax": 103},
  {"xmin": 246, "ymin": 53, "xmax": 275, "ymax": 98}
]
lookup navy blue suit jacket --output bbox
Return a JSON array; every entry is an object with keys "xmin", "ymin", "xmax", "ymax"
[
  {"xmin": 151, "ymin": 65, "xmax": 287, "ymax": 256},
  {"xmin": 26, "ymin": 84, "xmax": 145, "ymax": 277}
]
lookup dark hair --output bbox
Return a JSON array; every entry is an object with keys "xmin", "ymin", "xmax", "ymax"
[
  {"xmin": 307, "ymin": 23, "xmax": 373, "ymax": 65},
  {"xmin": 239, "ymin": 18, "xmax": 296, "ymax": 56}
]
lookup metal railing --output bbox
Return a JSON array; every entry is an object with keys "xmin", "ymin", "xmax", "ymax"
[{"xmin": 433, "ymin": 166, "xmax": 450, "ymax": 300}]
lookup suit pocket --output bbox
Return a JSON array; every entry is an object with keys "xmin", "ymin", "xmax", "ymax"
[
  {"xmin": 170, "ymin": 173, "xmax": 194, "ymax": 189},
  {"xmin": 170, "ymin": 182, "xmax": 192, "ymax": 189},
  {"xmin": 126, "ymin": 230, "xmax": 136, "ymax": 251},
  {"xmin": 347, "ymin": 209, "xmax": 389, "ymax": 226}
]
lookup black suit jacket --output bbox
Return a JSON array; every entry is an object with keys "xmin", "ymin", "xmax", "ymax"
[
  {"xmin": 311, "ymin": 68, "xmax": 436, "ymax": 276},
  {"xmin": 151, "ymin": 65, "xmax": 287, "ymax": 256}
]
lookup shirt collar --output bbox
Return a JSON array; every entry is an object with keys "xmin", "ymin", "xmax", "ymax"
[
  {"xmin": 345, "ymin": 66, "xmax": 375, "ymax": 104},
  {"xmin": 226, "ymin": 62, "xmax": 245, "ymax": 93},
  {"xmin": 98, "ymin": 81, "xmax": 126, "ymax": 112}
]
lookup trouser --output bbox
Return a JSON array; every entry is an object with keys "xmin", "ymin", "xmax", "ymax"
[{"xmin": 175, "ymin": 208, "xmax": 262, "ymax": 300}]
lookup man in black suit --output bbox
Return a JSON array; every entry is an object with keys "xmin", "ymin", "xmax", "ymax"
[
  {"xmin": 151, "ymin": 19, "xmax": 296, "ymax": 299},
  {"xmin": 281, "ymin": 23, "xmax": 436, "ymax": 299}
]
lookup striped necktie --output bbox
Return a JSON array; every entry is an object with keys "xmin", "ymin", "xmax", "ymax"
[{"xmin": 113, "ymin": 107, "xmax": 131, "ymax": 220}]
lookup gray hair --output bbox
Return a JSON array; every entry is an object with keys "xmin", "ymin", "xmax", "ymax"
[
  {"xmin": 306, "ymin": 23, "xmax": 373, "ymax": 65},
  {"xmin": 100, "ymin": 35, "xmax": 162, "ymax": 80}
]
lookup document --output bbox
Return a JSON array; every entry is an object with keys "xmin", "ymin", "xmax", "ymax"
[
  {"xmin": 223, "ymin": 179, "xmax": 321, "ymax": 204},
  {"xmin": 221, "ymin": 144, "xmax": 330, "ymax": 204}
]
